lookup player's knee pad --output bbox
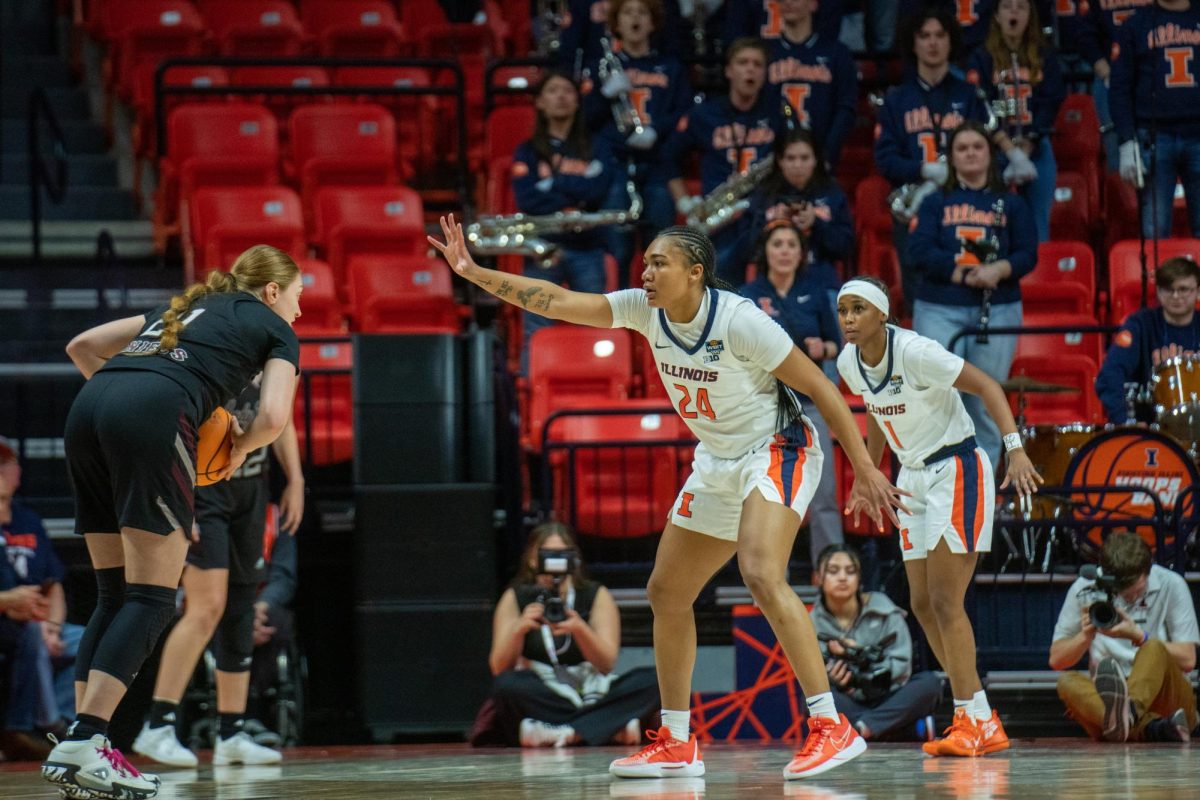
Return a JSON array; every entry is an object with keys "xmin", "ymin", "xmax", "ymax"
[
  {"xmin": 74, "ymin": 566, "xmax": 126, "ymax": 682},
  {"xmin": 89, "ymin": 583, "xmax": 177, "ymax": 687},
  {"xmin": 214, "ymin": 582, "xmax": 256, "ymax": 673}
]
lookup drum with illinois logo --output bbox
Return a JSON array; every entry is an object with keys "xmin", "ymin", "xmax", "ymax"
[
  {"xmin": 1152, "ymin": 354, "xmax": 1200, "ymax": 452},
  {"xmin": 1060, "ymin": 427, "xmax": 1199, "ymax": 553}
]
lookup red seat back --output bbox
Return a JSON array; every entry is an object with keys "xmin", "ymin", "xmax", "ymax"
[
  {"xmin": 198, "ymin": 0, "xmax": 304, "ymax": 55},
  {"xmin": 312, "ymin": 186, "xmax": 426, "ymax": 286},
  {"xmin": 348, "ymin": 254, "xmax": 460, "ymax": 334},
  {"xmin": 295, "ymin": 339, "xmax": 354, "ymax": 465},
  {"xmin": 1014, "ymin": 314, "xmax": 1105, "ymax": 366},
  {"xmin": 1108, "ymin": 238, "xmax": 1200, "ymax": 323},
  {"xmin": 293, "ymin": 258, "xmax": 346, "ymax": 336},
  {"xmin": 1049, "ymin": 170, "xmax": 1090, "ymax": 244},
  {"xmin": 527, "ymin": 327, "xmax": 634, "ymax": 449},
  {"xmin": 300, "ymin": 0, "xmax": 404, "ymax": 56},
  {"xmin": 288, "ymin": 105, "xmax": 397, "ymax": 216},
  {"xmin": 1008, "ymin": 354, "xmax": 1102, "ymax": 425},
  {"xmin": 187, "ymin": 186, "xmax": 306, "ymax": 276},
  {"xmin": 1023, "ymin": 241, "xmax": 1096, "ymax": 320}
]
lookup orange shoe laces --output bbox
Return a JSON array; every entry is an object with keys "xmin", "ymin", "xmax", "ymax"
[
  {"xmin": 794, "ymin": 717, "xmax": 836, "ymax": 758},
  {"xmin": 941, "ymin": 712, "xmax": 977, "ymax": 741},
  {"xmin": 632, "ymin": 727, "xmax": 675, "ymax": 759}
]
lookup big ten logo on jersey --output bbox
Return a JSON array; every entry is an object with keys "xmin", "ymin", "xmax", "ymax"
[
  {"xmin": 887, "ymin": 375, "xmax": 904, "ymax": 396},
  {"xmin": 703, "ymin": 338, "xmax": 724, "ymax": 363}
]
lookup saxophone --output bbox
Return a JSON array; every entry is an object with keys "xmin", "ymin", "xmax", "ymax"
[
  {"xmin": 597, "ymin": 35, "xmax": 647, "ymax": 138},
  {"xmin": 466, "ymin": 207, "xmax": 639, "ymax": 268},
  {"xmin": 686, "ymin": 155, "xmax": 774, "ymax": 235}
]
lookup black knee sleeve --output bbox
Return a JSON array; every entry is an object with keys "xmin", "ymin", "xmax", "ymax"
[
  {"xmin": 214, "ymin": 582, "xmax": 257, "ymax": 672},
  {"xmin": 90, "ymin": 583, "xmax": 177, "ymax": 687},
  {"xmin": 74, "ymin": 567, "xmax": 126, "ymax": 682}
]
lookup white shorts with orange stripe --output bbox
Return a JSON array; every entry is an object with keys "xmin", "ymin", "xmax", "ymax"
[
  {"xmin": 895, "ymin": 444, "xmax": 994, "ymax": 561},
  {"xmin": 668, "ymin": 421, "xmax": 824, "ymax": 542}
]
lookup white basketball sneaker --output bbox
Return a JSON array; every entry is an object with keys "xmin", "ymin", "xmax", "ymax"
[
  {"xmin": 42, "ymin": 734, "xmax": 160, "ymax": 800},
  {"xmin": 213, "ymin": 731, "xmax": 283, "ymax": 765},
  {"xmin": 132, "ymin": 723, "xmax": 199, "ymax": 768}
]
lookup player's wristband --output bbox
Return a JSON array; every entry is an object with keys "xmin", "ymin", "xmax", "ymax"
[{"xmin": 1003, "ymin": 432, "xmax": 1023, "ymax": 453}]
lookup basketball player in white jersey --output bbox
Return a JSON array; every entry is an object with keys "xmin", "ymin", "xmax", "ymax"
[
  {"xmin": 836, "ymin": 276, "xmax": 1041, "ymax": 757},
  {"xmin": 429, "ymin": 216, "xmax": 909, "ymax": 780}
]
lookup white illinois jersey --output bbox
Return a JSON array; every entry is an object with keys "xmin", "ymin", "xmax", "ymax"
[
  {"xmin": 837, "ymin": 326, "xmax": 975, "ymax": 469},
  {"xmin": 606, "ymin": 287, "xmax": 795, "ymax": 459}
]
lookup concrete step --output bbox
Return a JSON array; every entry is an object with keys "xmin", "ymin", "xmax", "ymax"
[
  {"xmin": 0, "ymin": 118, "xmax": 110, "ymax": 156},
  {"xmin": 1, "ymin": 86, "xmax": 92, "ymax": 120},
  {"xmin": 0, "ymin": 185, "xmax": 139, "ymax": 222},
  {"xmin": 0, "ymin": 220, "xmax": 155, "ymax": 258},
  {"xmin": 0, "ymin": 154, "xmax": 118, "ymax": 186}
]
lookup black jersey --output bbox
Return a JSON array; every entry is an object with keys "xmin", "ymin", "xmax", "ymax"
[{"xmin": 103, "ymin": 292, "xmax": 300, "ymax": 422}]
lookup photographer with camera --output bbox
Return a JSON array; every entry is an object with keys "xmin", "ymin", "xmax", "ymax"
[
  {"xmin": 472, "ymin": 523, "xmax": 659, "ymax": 748},
  {"xmin": 810, "ymin": 545, "xmax": 943, "ymax": 741},
  {"xmin": 1050, "ymin": 532, "xmax": 1198, "ymax": 743}
]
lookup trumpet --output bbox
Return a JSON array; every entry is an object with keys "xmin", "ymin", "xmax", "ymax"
[
  {"xmin": 686, "ymin": 155, "xmax": 774, "ymax": 235},
  {"xmin": 466, "ymin": 208, "xmax": 639, "ymax": 268},
  {"xmin": 598, "ymin": 35, "xmax": 647, "ymax": 138},
  {"xmin": 887, "ymin": 164, "xmax": 943, "ymax": 224},
  {"xmin": 991, "ymin": 51, "xmax": 1025, "ymax": 139}
]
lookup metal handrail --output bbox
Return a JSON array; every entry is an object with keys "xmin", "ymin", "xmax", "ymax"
[
  {"xmin": 29, "ymin": 87, "xmax": 69, "ymax": 264},
  {"xmin": 946, "ymin": 322, "xmax": 1119, "ymax": 356}
]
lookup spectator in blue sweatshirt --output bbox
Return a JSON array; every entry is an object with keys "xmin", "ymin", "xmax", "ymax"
[
  {"xmin": 764, "ymin": 0, "xmax": 859, "ymax": 171},
  {"xmin": 740, "ymin": 219, "xmax": 843, "ymax": 564},
  {"xmin": 875, "ymin": 6, "xmax": 1036, "ymax": 314},
  {"xmin": 664, "ymin": 37, "xmax": 786, "ymax": 284},
  {"xmin": 512, "ymin": 70, "xmax": 613, "ymax": 368},
  {"xmin": 908, "ymin": 120, "xmax": 1038, "ymax": 468},
  {"xmin": 1095, "ymin": 257, "xmax": 1200, "ymax": 424},
  {"xmin": 1078, "ymin": 0, "xmax": 1149, "ymax": 171},
  {"xmin": 582, "ymin": 0, "xmax": 694, "ymax": 287},
  {"xmin": 1110, "ymin": 1, "xmax": 1200, "ymax": 238},
  {"xmin": 966, "ymin": 0, "xmax": 1066, "ymax": 242},
  {"xmin": 729, "ymin": 0, "xmax": 846, "ymax": 50}
]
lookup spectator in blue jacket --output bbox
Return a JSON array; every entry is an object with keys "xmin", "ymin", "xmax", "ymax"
[
  {"xmin": 1095, "ymin": 257, "xmax": 1200, "ymax": 424},
  {"xmin": 582, "ymin": 0, "xmax": 694, "ymax": 287},
  {"xmin": 764, "ymin": 0, "xmax": 859, "ymax": 170},
  {"xmin": 1078, "ymin": 0, "xmax": 1148, "ymax": 171},
  {"xmin": 908, "ymin": 120, "xmax": 1038, "ymax": 467},
  {"xmin": 512, "ymin": 70, "xmax": 614, "ymax": 367},
  {"xmin": 740, "ymin": 219, "xmax": 842, "ymax": 563},
  {"xmin": 966, "ymin": 0, "xmax": 1066, "ymax": 242},
  {"xmin": 1110, "ymin": 1, "xmax": 1200, "ymax": 238},
  {"xmin": 664, "ymin": 37, "xmax": 786, "ymax": 284}
]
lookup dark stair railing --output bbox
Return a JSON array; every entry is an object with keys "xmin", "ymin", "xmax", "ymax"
[{"xmin": 28, "ymin": 86, "xmax": 68, "ymax": 264}]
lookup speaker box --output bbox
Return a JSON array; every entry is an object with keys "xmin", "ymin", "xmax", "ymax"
[
  {"xmin": 354, "ymin": 484, "xmax": 497, "ymax": 603},
  {"xmin": 355, "ymin": 602, "xmax": 494, "ymax": 737}
]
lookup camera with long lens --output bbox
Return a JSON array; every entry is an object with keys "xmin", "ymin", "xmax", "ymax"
[
  {"xmin": 1079, "ymin": 564, "xmax": 1125, "ymax": 630},
  {"xmin": 819, "ymin": 632, "xmax": 897, "ymax": 703},
  {"xmin": 536, "ymin": 548, "xmax": 577, "ymax": 624}
]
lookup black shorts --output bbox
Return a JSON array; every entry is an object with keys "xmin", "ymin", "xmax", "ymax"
[
  {"xmin": 65, "ymin": 371, "xmax": 201, "ymax": 536},
  {"xmin": 187, "ymin": 477, "xmax": 268, "ymax": 584}
]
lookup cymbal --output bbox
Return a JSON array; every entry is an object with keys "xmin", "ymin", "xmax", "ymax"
[{"xmin": 1001, "ymin": 376, "xmax": 1081, "ymax": 394}]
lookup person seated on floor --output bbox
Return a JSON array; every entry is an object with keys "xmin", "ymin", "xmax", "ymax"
[
  {"xmin": 810, "ymin": 544, "xmax": 944, "ymax": 741},
  {"xmin": 1050, "ymin": 532, "xmax": 1198, "ymax": 743},
  {"xmin": 471, "ymin": 522, "xmax": 659, "ymax": 748}
]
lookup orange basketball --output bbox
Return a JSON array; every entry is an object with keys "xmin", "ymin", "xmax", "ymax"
[{"xmin": 196, "ymin": 407, "xmax": 234, "ymax": 486}]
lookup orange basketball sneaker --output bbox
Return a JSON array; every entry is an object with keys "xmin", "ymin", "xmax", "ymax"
[
  {"xmin": 974, "ymin": 711, "xmax": 1010, "ymax": 755},
  {"xmin": 782, "ymin": 714, "xmax": 867, "ymax": 779},
  {"xmin": 923, "ymin": 707, "xmax": 979, "ymax": 756},
  {"xmin": 609, "ymin": 727, "xmax": 704, "ymax": 778}
]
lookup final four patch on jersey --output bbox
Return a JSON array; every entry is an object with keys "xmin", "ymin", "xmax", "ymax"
[{"xmin": 704, "ymin": 339, "xmax": 724, "ymax": 363}]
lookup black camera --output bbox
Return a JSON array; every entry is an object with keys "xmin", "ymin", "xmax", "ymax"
[
  {"xmin": 821, "ymin": 632, "xmax": 897, "ymax": 703},
  {"xmin": 535, "ymin": 548, "xmax": 577, "ymax": 625},
  {"xmin": 1079, "ymin": 564, "xmax": 1123, "ymax": 630}
]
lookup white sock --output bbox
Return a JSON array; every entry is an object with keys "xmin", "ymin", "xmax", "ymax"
[
  {"xmin": 805, "ymin": 691, "xmax": 839, "ymax": 722},
  {"xmin": 660, "ymin": 709, "xmax": 690, "ymax": 743},
  {"xmin": 972, "ymin": 690, "xmax": 992, "ymax": 721},
  {"xmin": 953, "ymin": 698, "xmax": 971, "ymax": 716}
]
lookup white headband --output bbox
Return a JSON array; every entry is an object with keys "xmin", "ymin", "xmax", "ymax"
[{"xmin": 838, "ymin": 280, "xmax": 890, "ymax": 317}]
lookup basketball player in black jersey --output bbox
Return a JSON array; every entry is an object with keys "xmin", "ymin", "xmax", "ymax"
[{"xmin": 42, "ymin": 245, "xmax": 302, "ymax": 800}]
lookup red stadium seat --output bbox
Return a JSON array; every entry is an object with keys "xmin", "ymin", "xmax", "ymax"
[
  {"xmin": 155, "ymin": 103, "xmax": 279, "ymax": 243},
  {"xmin": 105, "ymin": 1, "xmax": 207, "ymax": 102},
  {"xmin": 1022, "ymin": 241, "xmax": 1096, "ymax": 321},
  {"xmin": 293, "ymin": 258, "xmax": 346, "ymax": 336},
  {"xmin": 1107, "ymin": 238, "xmax": 1200, "ymax": 323},
  {"xmin": 485, "ymin": 105, "xmax": 535, "ymax": 166},
  {"xmin": 331, "ymin": 67, "xmax": 437, "ymax": 179},
  {"xmin": 1049, "ymin": 171, "xmax": 1091, "ymax": 244},
  {"xmin": 347, "ymin": 254, "xmax": 461, "ymax": 334},
  {"xmin": 526, "ymin": 327, "xmax": 634, "ymax": 450},
  {"xmin": 1103, "ymin": 171, "xmax": 1140, "ymax": 253},
  {"xmin": 295, "ymin": 339, "xmax": 353, "ymax": 465},
  {"xmin": 300, "ymin": 0, "xmax": 405, "ymax": 57},
  {"xmin": 1054, "ymin": 94, "xmax": 1103, "ymax": 227},
  {"xmin": 1014, "ymin": 314, "xmax": 1105, "ymax": 366},
  {"xmin": 1008, "ymin": 354, "xmax": 1102, "ymax": 425},
  {"xmin": 287, "ymin": 105, "xmax": 398, "ymax": 222},
  {"xmin": 197, "ymin": 0, "xmax": 304, "ymax": 55},
  {"xmin": 545, "ymin": 399, "xmax": 693, "ymax": 538},
  {"xmin": 311, "ymin": 186, "xmax": 426, "ymax": 287},
  {"xmin": 185, "ymin": 186, "xmax": 306, "ymax": 279},
  {"xmin": 131, "ymin": 65, "xmax": 229, "ymax": 157},
  {"xmin": 231, "ymin": 66, "xmax": 331, "ymax": 123},
  {"xmin": 834, "ymin": 440, "xmax": 897, "ymax": 536}
]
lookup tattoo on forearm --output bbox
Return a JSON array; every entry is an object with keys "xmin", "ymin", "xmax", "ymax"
[
  {"xmin": 517, "ymin": 286, "xmax": 542, "ymax": 308},
  {"xmin": 477, "ymin": 276, "xmax": 495, "ymax": 288},
  {"xmin": 533, "ymin": 293, "xmax": 555, "ymax": 312},
  {"xmin": 496, "ymin": 280, "xmax": 513, "ymax": 297}
]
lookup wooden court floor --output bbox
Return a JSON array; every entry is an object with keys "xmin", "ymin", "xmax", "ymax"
[{"xmin": 2, "ymin": 740, "xmax": 1197, "ymax": 799}]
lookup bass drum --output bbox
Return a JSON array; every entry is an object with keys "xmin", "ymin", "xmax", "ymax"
[
  {"xmin": 1018, "ymin": 424, "xmax": 1100, "ymax": 520},
  {"xmin": 1061, "ymin": 427, "xmax": 1199, "ymax": 554}
]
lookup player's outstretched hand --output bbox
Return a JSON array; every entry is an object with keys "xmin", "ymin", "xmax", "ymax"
[
  {"xmin": 999, "ymin": 448, "xmax": 1043, "ymax": 498},
  {"xmin": 427, "ymin": 213, "xmax": 480, "ymax": 281},
  {"xmin": 846, "ymin": 465, "xmax": 911, "ymax": 531}
]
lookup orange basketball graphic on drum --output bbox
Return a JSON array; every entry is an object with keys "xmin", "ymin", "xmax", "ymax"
[{"xmin": 1063, "ymin": 429, "xmax": 1198, "ymax": 552}]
